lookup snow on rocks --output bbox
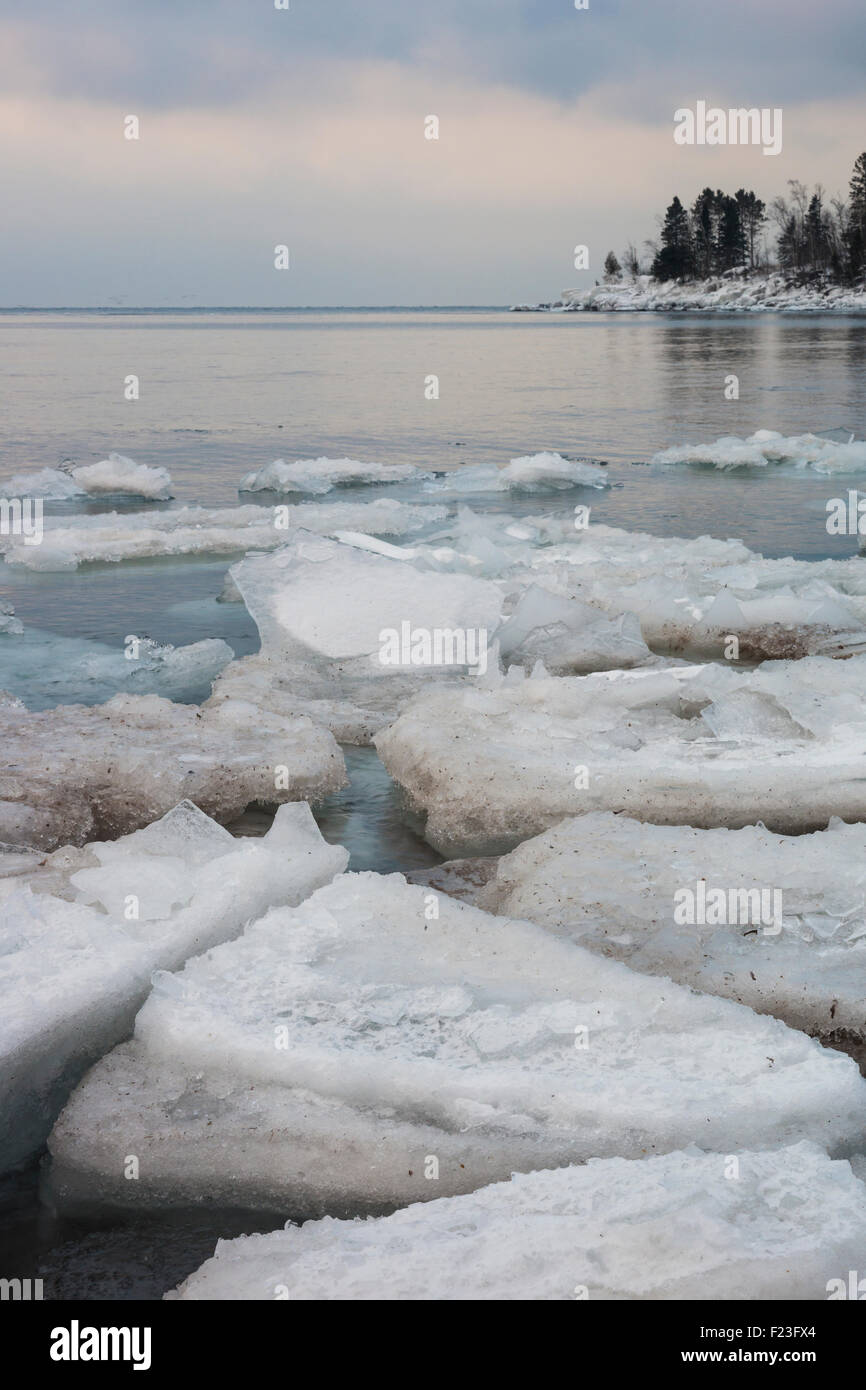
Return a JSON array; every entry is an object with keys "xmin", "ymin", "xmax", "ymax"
[
  {"xmin": 208, "ymin": 532, "xmax": 504, "ymax": 742},
  {"xmin": 653, "ymin": 428, "xmax": 866, "ymax": 475},
  {"xmin": 0, "ymin": 690, "xmax": 345, "ymax": 851},
  {"xmin": 375, "ymin": 657, "xmax": 866, "ymax": 856},
  {"xmin": 477, "ymin": 813, "xmax": 866, "ymax": 1045},
  {"xmin": 0, "ymin": 800, "xmax": 347, "ymax": 1174},
  {"xmin": 239, "ymin": 457, "xmax": 428, "ymax": 494},
  {"xmin": 422, "ymin": 453, "xmax": 608, "ymax": 494},
  {"xmin": 168, "ymin": 1143, "xmax": 866, "ymax": 1300},
  {"xmin": 45, "ymin": 872, "xmax": 866, "ymax": 1214},
  {"xmin": 514, "ymin": 273, "xmax": 866, "ymax": 315},
  {"xmin": 3, "ymin": 454, "xmax": 173, "ymax": 501},
  {"xmin": 0, "ymin": 499, "xmax": 445, "ymax": 572}
]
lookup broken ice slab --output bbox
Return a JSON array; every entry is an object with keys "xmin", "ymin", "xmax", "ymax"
[
  {"xmin": 652, "ymin": 429, "xmax": 866, "ymax": 474},
  {"xmin": 2, "ymin": 453, "xmax": 173, "ymax": 501},
  {"xmin": 422, "ymin": 453, "xmax": 609, "ymax": 494},
  {"xmin": 495, "ymin": 584, "xmax": 650, "ymax": 673},
  {"xmin": 208, "ymin": 532, "xmax": 504, "ymax": 743},
  {"xmin": 168, "ymin": 1143, "xmax": 866, "ymax": 1301},
  {"xmin": 375, "ymin": 657, "xmax": 866, "ymax": 856},
  {"xmin": 239, "ymin": 457, "xmax": 430, "ymax": 494},
  {"xmin": 0, "ymin": 801, "xmax": 348, "ymax": 1175},
  {"xmin": 46, "ymin": 873, "xmax": 866, "ymax": 1215},
  {"xmin": 477, "ymin": 812, "xmax": 866, "ymax": 1047},
  {"xmin": 0, "ymin": 632, "xmax": 233, "ymax": 710},
  {"xmin": 0, "ymin": 498, "xmax": 445, "ymax": 571},
  {"xmin": 0, "ymin": 690, "xmax": 345, "ymax": 851}
]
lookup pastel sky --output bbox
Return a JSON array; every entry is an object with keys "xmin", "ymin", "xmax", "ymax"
[{"xmin": 0, "ymin": 0, "xmax": 863, "ymax": 305}]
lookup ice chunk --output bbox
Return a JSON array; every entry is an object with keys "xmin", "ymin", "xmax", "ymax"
[
  {"xmin": 0, "ymin": 691, "xmax": 345, "ymax": 851},
  {"xmin": 3, "ymin": 454, "xmax": 173, "ymax": 500},
  {"xmin": 0, "ymin": 801, "xmax": 348, "ymax": 1174},
  {"xmin": 46, "ymin": 873, "xmax": 866, "ymax": 1213},
  {"xmin": 0, "ymin": 499, "xmax": 445, "ymax": 572},
  {"xmin": 169, "ymin": 1144, "xmax": 866, "ymax": 1301},
  {"xmin": 0, "ymin": 633, "xmax": 233, "ymax": 710},
  {"xmin": 239, "ymin": 457, "xmax": 428, "ymax": 494},
  {"xmin": 376, "ymin": 657, "xmax": 866, "ymax": 855},
  {"xmin": 0, "ymin": 602, "xmax": 23, "ymax": 636},
  {"xmin": 496, "ymin": 584, "xmax": 650, "ymax": 673},
  {"xmin": 653, "ymin": 429, "xmax": 866, "ymax": 475},
  {"xmin": 208, "ymin": 533, "xmax": 503, "ymax": 742},
  {"xmin": 478, "ymin": 812, "xmax": 866, "ymax": 1044},
  {"xmin": 423, "ymin": 453, "xmax": 608, "ymax": 495}
]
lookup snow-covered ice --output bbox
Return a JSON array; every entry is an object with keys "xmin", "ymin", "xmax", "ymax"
[
  {"xmin": 3, "ymin": 454, "xmax": 173, "ymax": 501},
  {"xmin": 653, "ymin": 428, "xmax": 866, "ymax": 475},
  {"xmin": 239, "ymin": 457, "xmax": 428, "ymax": 494},
  {"xmin": 0, "ymin": 690, "xmax": 345, "ymax": 851},
  {"xmin": 0, "ymin": 499, "xmax": 445, "ymax": 572},
  {"xmin": 478, "ymin": 813, "xmax": 866, "ymax": 1045},
  {"xmin": 376, "ymin": 657, "xmax": 866, "ymax": 855},
  {"xmin": 208, "ymin": 533, "xmax": 504, "ymax": 742},
  {"xmin": 0, "ymin": 801, "xmax": 347, "ymax": 1174},
  {"xmin": 169, "ymin": 1143, "xmax": 866, "ymax": 1301},
  {"xmin": 0, "ymin": 602, "xmax": 23, "ymax": 636},
  {"xmin": 423, "ymin": 453, "xmax": 608, "ymax": 494},
  {"xmin": 46, "ymin": 873, "xmax": 866, "ymax": 1213}
]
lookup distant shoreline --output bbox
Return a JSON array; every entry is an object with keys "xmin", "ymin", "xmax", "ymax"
[{"xmin": 512, "ymin": 273, "xmax": 866, "ymax": 314}]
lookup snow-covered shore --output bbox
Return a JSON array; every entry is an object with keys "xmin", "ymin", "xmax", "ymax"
[{"xmin": 512, "ymin": 272, "xmax": 866, "ymax": 314}]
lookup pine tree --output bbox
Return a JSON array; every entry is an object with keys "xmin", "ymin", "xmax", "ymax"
[
  {"xmin": 651, "ymin": 197, "xmax": 693, "ymax": 281},
  {"xmin": 735, "ymin": 190, "xmax": 767, "ymax": 271},
  {"xmin": 690, "ymin": 188, "xmax": 718, "ymax": 278},
  {"xmin": 603, "ymin": 251, "xmax": 622, "ymax": 281},
  {"xmin": 716, "ymin": 195, "xmax": 746, "ymax": 272},
  {"xmin": 847, "ymin": 152, "xmax": 866, "ymax": 280}
]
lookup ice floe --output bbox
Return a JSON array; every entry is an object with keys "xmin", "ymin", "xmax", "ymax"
[
  {"xmin": 0, "ymin": 499, "xmax": 445, "ymax": 572},
  {"xmin": 376, "ymin": 657, "xmax": 866, "ymax": 856},
  {"xmin": 209, "ymin": 533, "xmax": 503, "ymax": 742},
  {"xmin": 169, "ymin": 1143, "xmax": 866, "ymax": 1300},
  {"xmin": 422, "ymin": 453, "xmax": 608, "ymax": 494},
  {"xmin": 0, "ymin": 633, "xmax": 233, "ymax": 710},
  {"xmin": 653, "ymin": 428, "xmax": 866, "ymax": 475},
  {"xmin": 3, "ymin": 454, "xmax": 173, "ymax": 501},
  {"xmin": 477, "ymin": 813, "xmax": 866, "ymax": 1045},
  {"xmin": 0, "ymin": 690, "xmax": 345, "ymax": 851},
  {"xmin": 0, "ymin": 801, "xmax": 347, "ymax": 1174},
  {"xmin": 239, "ymin": 457, "xmax": 428, "ymax": 494},
  {"xmin": 0, "ymin": 602, "xmax": 23, "ymax": 636},
  {"xmin": 46, "ymin": 873, "xmax": 866, "ymax": 1214}
]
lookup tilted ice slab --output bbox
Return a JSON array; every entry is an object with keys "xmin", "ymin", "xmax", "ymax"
[
  {"xmin": 653, "ymin": 428, "xmax": 866, "ymax": 475},
  {"xmin": 0, "ymin": 801, "xmax": 347, "ymax": 1174},
  {"xmin": 46, "ymin": 873, "xmax": 866, "ymax": 1214},
  {"xmin": 239, "ymin": 457, "xmax": 429, "ymax": 495},
  {"xmin": 400, "ymin": 510, "xmax": 866, "ymax": 661},
  {"xmin": 0, "ymin": 633, "xmax": 233, "ymax": 710},
  {"xmin": 423, "ymin": 453, "xmax": 608, "ymax": 495},
  {"xmin": 169, "ymin": 1143, "xmax": 866, "ymax": 1301},
  {"xmin": 209, "ymin": 533, "xmax": 504, "ymax": 742},
  {"xmin": 478, "ymin": 813, "xmax": 866, "ymax": 1044},
  {"xmin": 3, "ymin": 453, "xmax": 173, "ymax": 500},
  {"xmin": 0, "ymin": 498, "xmax": 445, "ymax": 572},
  {"xmin": 376, "ymin": 657, "xmax": 866, "ymax": 856},
  {"xmin": 0, "ymin": 690, "xmax": 345, "ymax": 851}
]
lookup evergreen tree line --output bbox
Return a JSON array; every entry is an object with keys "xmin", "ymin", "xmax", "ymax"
[{"xmin": 603, "ymin": 152, "xmax": 866, "ymax": 286}]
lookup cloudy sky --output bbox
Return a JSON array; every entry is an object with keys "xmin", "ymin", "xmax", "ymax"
[{"xmin": 0, "ymin": 0, "xmax": 863, "ymax": 305}]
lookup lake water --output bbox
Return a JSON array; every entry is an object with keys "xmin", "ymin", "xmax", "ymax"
[{"xmin": 2, "ymin": 307, "xmax": 865, "ymax": 1297}]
